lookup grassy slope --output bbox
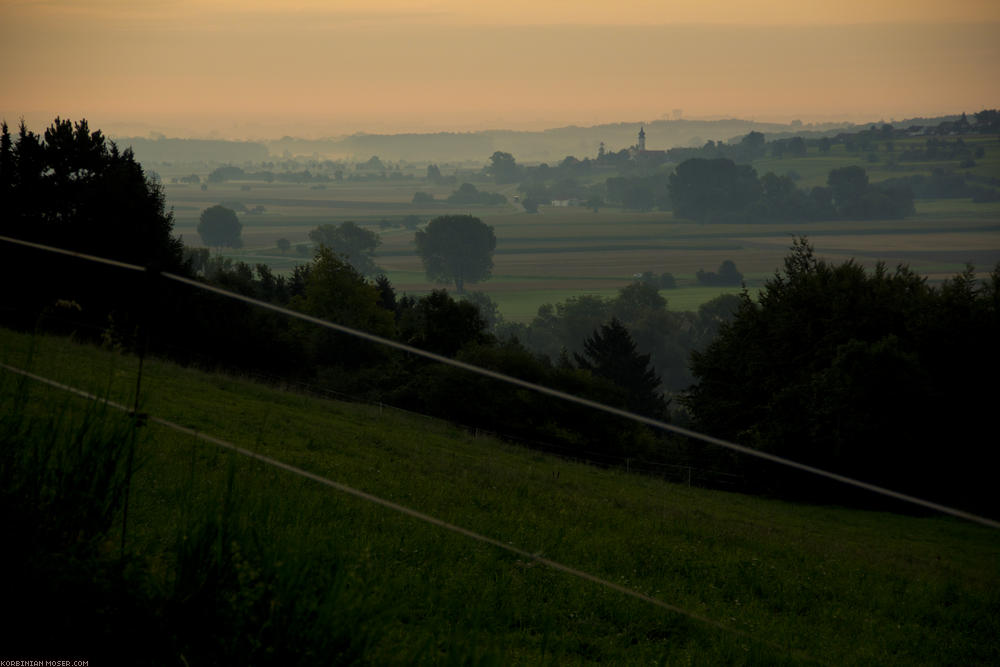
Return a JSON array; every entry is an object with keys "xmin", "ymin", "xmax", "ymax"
[{"xmin": 2, "ymin": 327, "xmax": 998, "ymax": 664}]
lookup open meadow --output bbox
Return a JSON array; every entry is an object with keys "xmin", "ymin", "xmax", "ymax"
[{"xmin": 2, "ymin": 327, "xmax": 999, "ymax": 664}]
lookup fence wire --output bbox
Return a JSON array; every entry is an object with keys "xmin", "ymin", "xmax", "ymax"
[
  {"xmin": 0, "ymin": 360, "xmax": 824, "ymax": 665},
  {"xmin": 1, "ymin": 233, "xmax": 998, "ymax": 530}
]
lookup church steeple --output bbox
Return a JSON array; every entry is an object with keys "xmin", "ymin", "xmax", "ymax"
[{"xmin": 638, "ymin": 126, "xmax": 646, "ymax": 151}]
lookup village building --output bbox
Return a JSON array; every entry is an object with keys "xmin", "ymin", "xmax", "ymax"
[{"xmin": 629, "ymin": 126, "xmax": 668, "ymax": 161}]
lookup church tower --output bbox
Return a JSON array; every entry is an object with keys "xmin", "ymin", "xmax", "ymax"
[{"xmin": 638, "ymin": 126, "xmax": 646, "ymax": 151}]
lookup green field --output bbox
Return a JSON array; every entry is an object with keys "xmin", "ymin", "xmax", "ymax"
[
  {"xmin": 158, "ymin": 144, "xmax": 1000, "ymax": 323},
  {"xmin": 3, "ymin": 327, "xmax": 999, "ymax": 664}
]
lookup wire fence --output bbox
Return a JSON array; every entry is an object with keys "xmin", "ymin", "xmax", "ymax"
[
  {"xmin": 21, "ymin": 306, "xmax": 745, "ymax": 487},
  {"xmin": 8, "ymin": 233, "xmax": 1000, "ymax": 664},
  {"xmin": 1, "ymin": 233, "xmax": 997, "ymax": 530},
  {"xmin": 0, "ymin": 359, "xmax": 824, "ymax": 665}
]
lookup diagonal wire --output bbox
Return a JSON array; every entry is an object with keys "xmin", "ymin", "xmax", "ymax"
[
  {"xmin": 0, "ymin": 234, "xmax": 147, "ymax": 273},
  {"xmin": 160, "ymin": 271, "xmax": 1000, "ymax": 530},
  {"xmin": 0, "ymin": 360, "xmax": 825, "ymax": 665},
  {"xmin": 1, "ymin": 233, "xmax": 998, "ymax": 530}
]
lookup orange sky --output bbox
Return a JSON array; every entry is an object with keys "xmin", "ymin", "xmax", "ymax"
[{"xmin": 2, "ymin": 0, "xmax": 999, "ymax": 137}]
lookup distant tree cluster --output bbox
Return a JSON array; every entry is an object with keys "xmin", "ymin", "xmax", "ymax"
[
  {"xmin": 604, "ymin": 174, "xmax": 671, "ymax": 210},
  {"xmin": 426, "ymin": 164, "xmax": 444, "ymax": 184},
  {"xmin": 669, "ymin": 158, "xmax": 914, "ymax": 223},
  {"xmin": 746, "ymin": 172, "xmax": 833, "ymax": 222},
  {"xmin": 206, "ymin": 164, "xmax": 350, "ymax": 184},
  {"xmin": 506, "ymin": 282, "xmax": 743, "ymax": 393},
  {"xmin": 970, "ymin": 108, "xmax": 1000, "ymax": 133},
  {"xmin": 165, "ymin": 247, "xmax": 666, "ymax": 459},
  {"xmin": 308, "ymin": 221, "xmax": 381, "ymax": 277},
  {"xmin": 518, "ymin": 172, "xmax": 595, "ymax": 210},
  {"xmin": 487, "ymin": 151, "xmax": 521, "ymax": 184},
  {"xmin": 895, "ymin": 138, "xmax": 984, "ymax": 163},
  {"xmin": 634, "ymin": 271, "xmax": 677, "ymax": 289},
  {"xmin": 826, "ymin": 166, "xmax": 915, "ymax": 219},
  {"xmin": 412, "ymin": 191, "xmax": 435, "ymax": 204},
  {"xmin": 793, "ymin": 110, "xmax": 999, "ymax": 161},
  {"xmin": 356, "ymin": 155, "xmax": 385, "ymax": 171},
  {"xmin": 696, "ymin": 260, "xmax": 743, "ymax": 287},
  {"xmin": 669, "ymin": 159, "xmax": 762, "ymax": 222},
  {"xmin": 445, "ymin": 183, "xmax": 507, "ymax": 206},
  {"xmin": 664, "ymin": 131, "xmax": 769, "ymax": 165},
  {"xmin": 769, "ymin": 136, "xmax": 807, "ymax": 159},
  {"xmin": 880, "ymin": 169, "xmax": 1000, "ymax": 202}
]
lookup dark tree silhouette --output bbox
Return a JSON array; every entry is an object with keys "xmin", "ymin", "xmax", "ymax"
[
  {"xmin": 696, "ymin": 259, "xmax": 743, "ymax": 286},
  {"xmin": 827, "ymin": 166, "xmax": 914, "ymax": 219},
  {"xmin": 414, "ymin": 215, "xmax": 496, "ymax": 293},
  {"xmin": 197, "ymin": 205, "xmax": 243, "ymax": 248},
  {"xmin": 684, "ymin": 238, "xmax": 1000, "ymax": 512},
  {"xmin": 446, "ymin": 183, "xmax": 506, "ymax": 206},
  {"xmin": 412, "ymin": 191, "xmax": 434, "ymax": 204},
  {"xmin": 374, "ymin": 273, "xmax": 396, "ymax": 312},
  {"xmin": 308, "ymin": 221, "xmax": 380, "ymax": 276},
  {"xmin": 0, "ymin": 117, "xmax": 184, "ymax": 331},
  {"xmin": 574, "ymin": 318, "xmax": 665, "ymax": 418},
  {"xmin": 828, "ymin": 165, "xmax": 869, "ymax": 217},
  {"xmin": 488, "ymin": 151, "xmax": 520, "ymax": 184},
  {"xmin": 397, "ymin": 289, "xmax": 489, "ymax": 357},
  {"xmin": 0, "ymin": 117, "xmax": 182, "ymax": 268},
  {"xmin": 668, "ymin": 158, "xmax": 761, "ymax": 223}
]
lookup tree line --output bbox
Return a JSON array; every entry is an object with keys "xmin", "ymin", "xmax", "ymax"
[
  {"xmin": 0, "ymin": 119, "xmax": 663, "ymax": 460},
  {"xmin": 476, "ymin": 146, "xmax": 918, "ymax": 219},
  {"xmin": 684, "ymin": 239, "xmax": 999, "ymax": 515},
  {"xmin": 4, "ymin": 118, "xmax": 997, "ymax": 516}
]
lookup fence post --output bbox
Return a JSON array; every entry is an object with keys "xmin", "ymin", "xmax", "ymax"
[
  {"xmin": 687, "ymin": 466, "xmax": 692, "ymax": 487},
  {"xmin": 121, "ymin": 265, "xmax": 156, "ymax": 559}
]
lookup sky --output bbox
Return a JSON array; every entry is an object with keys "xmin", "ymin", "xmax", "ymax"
[{"xmin": 2, "ymin": 0, "xmax": 999, "ymax": 138}]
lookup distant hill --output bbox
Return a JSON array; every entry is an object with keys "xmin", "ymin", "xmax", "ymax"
[
  {"xmin": 111, "ymin": 136, "xmax": 270, "ymax": 164},
  {"xmin": 268, "ymin": 118, "xmax": 857, "ymax": 163},
  {"xmin": 116, "ymin": 114, "xmax": 963, "ymax": 165}
]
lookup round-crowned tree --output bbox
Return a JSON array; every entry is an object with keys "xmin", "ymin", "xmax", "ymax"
[
  {"xmin": 197, "ymin": 205, "xmax": 243, "ymax": 248},
  {"xmin": 308, "ymin": 221, "xmax": 380, "ymax": 276},
  {"xmin": 414, "ymin": 214, "xmax": 496, "ymax": 293}
]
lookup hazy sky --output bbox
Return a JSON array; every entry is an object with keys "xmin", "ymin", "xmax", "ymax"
[{"xmin": 2, "ymin": 0, "xmax": 998, "ymax": 137}]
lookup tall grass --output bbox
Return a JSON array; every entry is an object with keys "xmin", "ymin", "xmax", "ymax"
[
  {"xmin": 3, "ymin": 329, "xmax": 1000, "ymax": 664},
  {"xmin": 0, "ymin": 375, "xmax": 379, "ymax": 665},
  {"xmin": 0, "ymin": 374, "xmax": 139, "ymax": 658}
]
